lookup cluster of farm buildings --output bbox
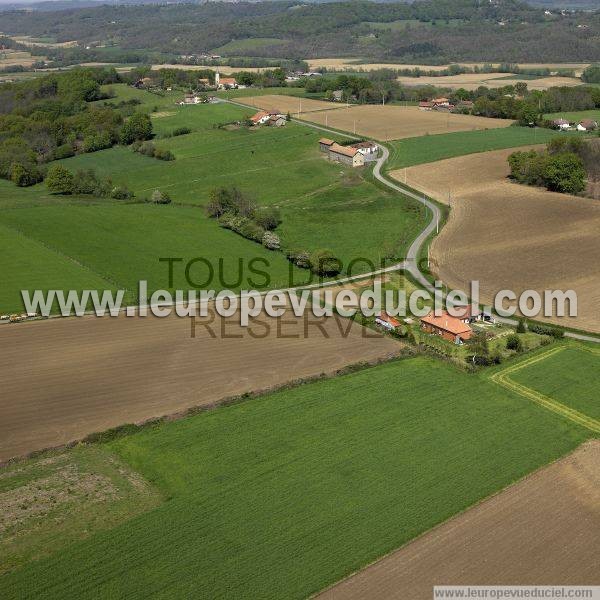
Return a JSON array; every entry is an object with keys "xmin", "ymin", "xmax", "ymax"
[
  {"xmin": 377, "ymin": 306, "xmax": 494, "ymax": 344},
  {"xmin": 135, "ymin": 71, "xmax": 242, "ymax": 104},
  {"xmin": 318, "ymin": 138, "xmax": 378, "ymax": 167},
  {"xmin": 419, "ymin": 97, "xmax": 474, "ymax": 113},
  {"xmin": 552, "ymin": 118, "xmax": 598, "ymax": 132},
  {"xmin": 249, "ymin": 110, "xmax": 288, "ymax": 127}
]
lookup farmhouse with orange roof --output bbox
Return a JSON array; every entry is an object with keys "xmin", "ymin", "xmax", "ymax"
[{"xmin": 420, "ymin": 310, "xmax": 472, "ymax": 344}]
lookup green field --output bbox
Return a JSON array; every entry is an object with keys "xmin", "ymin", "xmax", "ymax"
[
  {"xmin": 0, "ymin": 220, "xmax": 121, "ymax": 312},
  {"xmin": 0, "ymin": 203, "xmax": 307, "ymax": 310},
  {"xmin": 0, "ymin": 86, "xmax": 425, "ymax": 312},
  {"xmin": 0, "ymin": 356, "xmax": 590, "ymax": 599},
  {"xmin": 385, "ymin": 126, "xmax": 581, "ymax": 170},
  {"xmin": 512, "ymin": 347, "xmax": 600, "ymax": 421},
  {"xmin": 279, "ymin": 178, "xmax": 426, "ymax": 266},
  {"xmin": 545, "ymin": 109, "xmax": 600, "ymax": 123}
]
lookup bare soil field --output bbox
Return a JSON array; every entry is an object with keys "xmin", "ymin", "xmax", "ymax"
[
  {"xmin": 391, "ymin": 147, "xmax": 600, "ymax": 333},
  {"xmin": 396, "ymin": 73, "xmax": 582, "ymax": 91},
  {"xmin": 0, "ymin": 310, "xmax": 400, "ymax": 462},
  {"xmin": 298, "ymin": 104, "xmax": 512, "ymax": 141},
  {"xmin": 318, "ymin": 440, "xmax": 600, "ymax": 600},
  {"xmin": 239, "ymin": 94, "xmax": 338, "ymax": 115}
]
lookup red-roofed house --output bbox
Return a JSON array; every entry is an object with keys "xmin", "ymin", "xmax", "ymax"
[
  {"xmin": 250, "ymin": 111, "xmax": 271, "ymax": 125},
  {"xmin": 420, "ymin": 310, "xmax": 472, "ymax": 343},
  {"xmin": 375, "ymin": 311, "xmax": 402, "ymax": 331}
]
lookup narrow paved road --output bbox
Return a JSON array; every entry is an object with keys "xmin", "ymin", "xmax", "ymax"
[{"xmin": 244, "ymin": 102, "xmax": 597, "ymax": 344}]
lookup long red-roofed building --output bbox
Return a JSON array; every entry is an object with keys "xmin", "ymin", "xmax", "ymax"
[{"xmin": 420, "ymin": 310, "xmax": 472, "ymax": 343}]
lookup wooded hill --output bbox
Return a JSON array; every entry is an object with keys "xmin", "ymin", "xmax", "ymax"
[{"xmin": 2, "ymin": 0, "xmax": 600, "ymax": 63}]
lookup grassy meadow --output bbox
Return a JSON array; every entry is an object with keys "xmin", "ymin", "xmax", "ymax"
[
  {"xmin": 0, "ymin": 84, "xmax": 425, "ymax": 312},
  {"xmin": 385, "ymin": 126, "xmax": 578, "ymax": 170},
  {"xmin": 545, "ymin": 109, "xmax": 600, "ymax": 123},
  {"xmin": 0, "ymin": 356, "xmax": 591, "ymax": 599},
  {"xmin": 512, "ymin": 346, "xmax": 600, "ymax": 421}
]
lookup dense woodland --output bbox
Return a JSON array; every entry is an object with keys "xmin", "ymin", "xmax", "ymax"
[
  {"xmin": 0, "ymin": 68, "xmax": 153, "ymax": 188},
  {"xmin": 1, "ymin": 0, "xmax": 600, "ymax": 63}
]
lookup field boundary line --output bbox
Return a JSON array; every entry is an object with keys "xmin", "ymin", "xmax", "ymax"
[
  {"xmin": 491, "ymin": 346, "xmax": 600, "ymax": 433},
  {"xmin": 0, "ymin": 220, "xmax": 124, "ymax": 293}
]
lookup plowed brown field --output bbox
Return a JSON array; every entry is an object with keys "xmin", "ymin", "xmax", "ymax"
[
  {"xmin": 298, "ymin": 104, "xmax": 513, "ymax": 141},
  {"xmin": 391, "ymin": 148, "xmax": 600, "ymax": 333},
  {"xmin": 0, "ymin": 310, "xmax": 400, "ymax": 462},
  {"xmin": 318, "ymin": 440, "xmax": 600, "ymax": 600}
]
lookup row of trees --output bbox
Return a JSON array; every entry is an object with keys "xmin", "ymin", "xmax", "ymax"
[
  {"xmin": 45, "ymin": 165, "xmax": 134, "ymax": 199},
  {"xmin": 206, "ymin": 187, "xmax": 283, "ymax": 250},
  {"xmin": 45, "ymin": 164, "xmax": 172, "ymax": 204},
  {"xmin": 300, "ymin": 69, "xmax": 600, "ymax": 125},
  {"xmin": 206, "ymin": 186, "xmax": 342, "ymax": 275}
]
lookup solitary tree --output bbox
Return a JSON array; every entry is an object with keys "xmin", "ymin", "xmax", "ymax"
[{"xmin": 120, "ymin": 112, "xmax": 153, "ymax": 145}]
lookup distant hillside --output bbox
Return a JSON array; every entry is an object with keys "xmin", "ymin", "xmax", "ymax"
[
  {"xmin": 1, "ymin": 0, "xmax": 599, "ymax": 63},
  {"xmin": 528, "ymin": 1, "xmax": 598, "ymax": 8}
]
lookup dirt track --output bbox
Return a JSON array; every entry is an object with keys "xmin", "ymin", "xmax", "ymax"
[
  {"xmin": 391, "ymin": 148, "xmax": 600, "ymax": 333},
  {"xmin": 318, "ymin": 440, "xmax": 600, "ymax": 599},
  {"xmin": 0, "ymin": 311, "xmax": 400, "ymax": 462}
]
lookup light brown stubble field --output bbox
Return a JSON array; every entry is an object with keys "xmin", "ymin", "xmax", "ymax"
[
  {"xmin": 297, "ymin": 104, "xmax": 513, "ymax": 141},
  {"xmin": 0, "ymin": 309, "xmax": 401, "ymax": 463},
  {"xmin": 307, "ymin": 58, "xmax": 590, "ymax": 75},
  {"xmin": 318, "ymin": 440, "xmax": 600, "ymax": 600},
  {"xmin": 238, "ymin": 94, "xmax": 339, "ymax": 114},
  {"xmin": 391, "ymin": 147, "xmax": 600, "ymax": 333},
  {"xmin": 396, "ymin": 73, "xmax": 582, "ymax": 91}
]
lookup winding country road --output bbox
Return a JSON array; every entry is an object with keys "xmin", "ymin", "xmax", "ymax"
[{"xmin": 253, "ymin": 103, "xmax": 598, "ymax": 344}]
